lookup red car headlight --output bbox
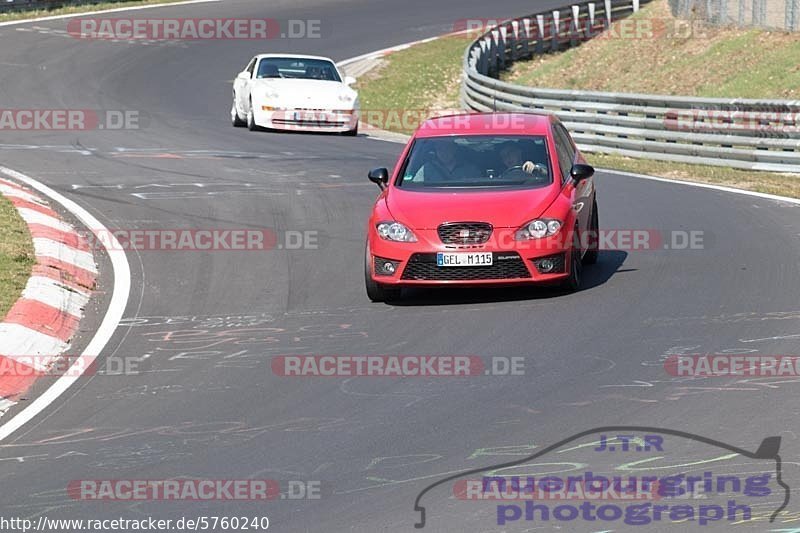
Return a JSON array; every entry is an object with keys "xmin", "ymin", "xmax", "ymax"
[
  {"xmin": 515, "ymin": 219, "xmax": 562, "ymax": 240},
  {"xmin": 376, "ymin": 221, "xmax": 417, "ymax": 242}
]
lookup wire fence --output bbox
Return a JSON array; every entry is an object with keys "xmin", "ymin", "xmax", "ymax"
[{"xmin": 668, "ymin": 0, "xmax": 800, "ymax": 30}]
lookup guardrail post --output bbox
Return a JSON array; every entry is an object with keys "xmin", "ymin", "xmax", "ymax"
[
  {"xmin": 588, "ymin": 2, "xmax": 596, "ymax": 26},
  {"xmin": 604, "ymin": 0, "xmax": 613, "ymax": 25},
  {"xmin": 509, "ymin": 21, "xmax": 519, "ymax": 61},
  {"xmin": 633, "ymin": 0, "xmax": 640, "ymax": 11},
  {"xmin": 520, "ymin": 18, "xmax": 531, "ymax": 58},
  {"xmin": 496, "ymin": 27, "xmax": 507, "ymax": 71},
  {"xmin": 571, "ymin": 5, "xmax": 581, "ymax": 47},
  {"xmin": 469, "ymin": 48, "xmax": 480, "ymax": 71},
  {"xmin": 487, "ymin": 34, "xmax": 497, "ymax": 76},
  {"xmin": 536, "ymin": 15, "xmax": 546, "ymax": 53},
  {"xmin": 481, "ymin": 36, "xmax": 491, "ymax": 75},
  {"xmin": 480, "ymin": 39, "xmax": 490, "ymax": 73},
  {"xmin": 551, "ymin": 10, "xmax": 560, "ymax": 51}
]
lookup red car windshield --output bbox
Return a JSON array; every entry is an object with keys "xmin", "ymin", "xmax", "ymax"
[{"xmin": 396, "ymin": 135, "xmax": 551, "ymax": 190}]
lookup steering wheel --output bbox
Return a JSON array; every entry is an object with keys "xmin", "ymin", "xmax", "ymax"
[
  {"xmin": 498, "ymin": 165, "xmax": 525, "ymax": 178},
  {"xmin": 499, "ymin": 162, "xmax": 548, "ymax": 180}
]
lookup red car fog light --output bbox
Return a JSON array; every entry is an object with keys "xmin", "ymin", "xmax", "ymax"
[
  {"xmin": 374, "ymin": 257, "xmax": 400, "ymax": 276},
  {"xmin": 531, "ymin": 253, "xmax": 566, "ymax": 274}
]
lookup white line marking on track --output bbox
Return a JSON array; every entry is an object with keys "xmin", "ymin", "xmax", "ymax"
[
  {"xmin": 598, "ymin": 168, "xmax": 800, "ymax": 206},
  {"xmin": 0, "ymin": 166, "xmax": 131, "ymax": 442}
]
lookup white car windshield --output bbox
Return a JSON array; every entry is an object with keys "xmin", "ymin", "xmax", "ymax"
[{"xmin": 256, "ymin": 58, "xmax": 341, "ymax": 82}]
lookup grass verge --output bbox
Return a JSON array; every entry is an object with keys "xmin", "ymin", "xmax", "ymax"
[
  {"xmin": 357, "ymin": 35, "xmax": 466, "ymax": 135},
  {"xmin": 355, "ymin": 17, "xmax": 800, "ymax": 198},
  {"xmin": 0, "ymin": 0, "xmax": 194, "ymax": 23},
  {"xmin": 0, "ymin": 194, "xmax": 35, "ymax": 321}
]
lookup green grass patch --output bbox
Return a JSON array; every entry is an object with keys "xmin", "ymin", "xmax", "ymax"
[
  {"xmin": 357, "ymin": 35, "xmax": 466, "ymax": 134},
  {"xmin": 0, "ymin": 194, "xmax": 35, "ymax": 321},
  {"xmin": 0, "ymin": 0, "xmax": 190, "ymax": 23}
]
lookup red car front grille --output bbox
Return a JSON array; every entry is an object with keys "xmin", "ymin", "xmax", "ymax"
[{"xmin": 437, "ymin": 222, "xmax": 493, "ymax": 245}]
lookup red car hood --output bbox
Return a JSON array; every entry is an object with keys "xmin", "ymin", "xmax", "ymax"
[{"xmin": 384, "ymin": 186, "xmax": 560, "ymax": 229}]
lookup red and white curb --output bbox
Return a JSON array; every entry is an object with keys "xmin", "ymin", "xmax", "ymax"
[{"xmin": 0, "ymin": 177, "xmax": 97, "ymax": 417}]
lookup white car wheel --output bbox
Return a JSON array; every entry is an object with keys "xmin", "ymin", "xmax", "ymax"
[
  {"xmin": 231, "ymin": 99, "xmax": 245, "ymax": 127},
  {"xmin": 247, "ymin": 102, "xmax": 258, "ymax": 131}
]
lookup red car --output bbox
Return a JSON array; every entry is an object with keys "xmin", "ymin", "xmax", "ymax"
[{"xmin": 365, "ymin": 112, "xmax": 598, "ymax": 302}]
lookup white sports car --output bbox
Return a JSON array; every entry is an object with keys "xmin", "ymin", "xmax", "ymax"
[{"xmin": 231, "ymin": 54, "xmax": 359, "ymax": 135}]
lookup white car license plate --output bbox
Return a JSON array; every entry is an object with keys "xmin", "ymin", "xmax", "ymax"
[
  {"xmin": 295, "ymin": 111, "xmax": 327, "ymax": 122},
  {"xmin": 436, "ymin": 252, "xmax": 493, "ymax": 267}
]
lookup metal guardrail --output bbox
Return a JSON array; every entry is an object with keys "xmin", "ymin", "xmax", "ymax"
[{"xmin": 460, "ymin": 0, "xmax": 800, "ymax": 173}]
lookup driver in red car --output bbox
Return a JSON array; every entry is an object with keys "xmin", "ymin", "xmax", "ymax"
[{"xmin": 499, "ymin": 141, "xmax": 548, "ymax": 178}]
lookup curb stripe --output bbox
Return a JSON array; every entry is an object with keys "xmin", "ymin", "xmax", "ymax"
[
  {"xmin": 0, "ymin": 323, "xmax": 69, "ymax": 358},
  {"xmin": 0, "ymin": 183, "xmax": 41, "ymax": 203},
  {"xmin": 32, "ymin": 238, "xmax": 98, "ymax": 273},
  {"xmin": 0, "ymin": 165, "xmax": 128, "ymax": 441},
  {"xmin": 22, "ymin": 276, "xmax": 91, "ymax": 316},
  {"xmin": 34, "ymin": 259, "xmax": 97, "ymax": 290},
  {"xmin": 4, "ymin": 300, "xmax": 81, "ymax": 342},
  {"xmin": 27, "ymin": 223, "xmax": 91, "ymax": 251},
  {"xmin": 31, "ymin": 263, "xmax": 95, "ymax": 293},
  {"xmin": 0, "ymin": 358, "xmax": 38, "ymax": 399},
  {"xmin": 18, "ymin": 208, "xmax": 75, "ymax": 233},
  {"xmin": 0, "ymin": 174, "xmax": 98, "ymax": 409},
  {"xmin": 8, "ymin": 196, "xmax": 57, "ymax": 217}
]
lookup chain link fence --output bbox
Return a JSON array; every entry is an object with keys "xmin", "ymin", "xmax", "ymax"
[{"xmin": 669, "ymin": 0, "xmax": 800, "ymax": 30}]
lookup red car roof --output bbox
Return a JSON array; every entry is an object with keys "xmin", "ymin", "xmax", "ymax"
[{"xmin": 414, "ymin": 112, "xmax": 554, "ymax": 137}]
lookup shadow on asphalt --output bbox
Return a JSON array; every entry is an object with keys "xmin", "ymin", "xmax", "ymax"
[{"xmin": 387, "ymin": 250, "xmax": 629, "ymax": 306}]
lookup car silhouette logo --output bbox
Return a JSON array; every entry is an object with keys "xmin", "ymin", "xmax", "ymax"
[{"xmin": 412, "ymin": 425, "xmax": 790, "ymax": 528}]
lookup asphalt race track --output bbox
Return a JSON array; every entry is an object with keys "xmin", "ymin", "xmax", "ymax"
[{"xmin": 0, "ymin": 0, "xmax": 799, "ymax": 531}]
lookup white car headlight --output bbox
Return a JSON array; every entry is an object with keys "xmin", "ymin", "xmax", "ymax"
[
  {"xmin": 515, "ymin": 219, "xmax": 562, "ymax": 240},
  {"xmin": 377, "ymin": 222, "xmax": 417, "ymax": 242}
]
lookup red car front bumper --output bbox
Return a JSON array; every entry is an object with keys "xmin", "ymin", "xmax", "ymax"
[{"xmin": 368, "ymin": 228, "xmax": 576, "ymax": 287}]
